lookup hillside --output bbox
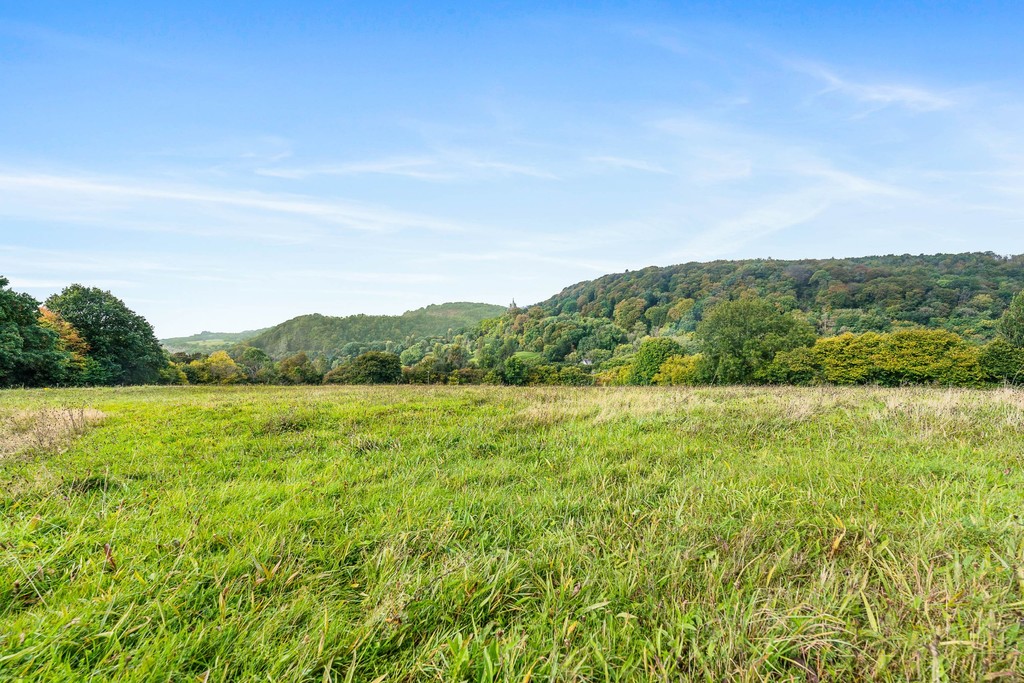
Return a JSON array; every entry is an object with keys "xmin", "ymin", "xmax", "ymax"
[
  {"xmin": 248, "ymin": 302, "xmax": 505, "ymax": 358},
  {"xmin": 160, "ymin": 329, "xmax": 268, "ymax": 354},
  {"xmin": 538, "ymin": 252, "xmax": 1024, "ymax": 340}
]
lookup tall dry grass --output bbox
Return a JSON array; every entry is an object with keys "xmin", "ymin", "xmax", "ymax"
[{"xmin": 0, "ymin": 406, "xmax": 105, "ymax": 457}]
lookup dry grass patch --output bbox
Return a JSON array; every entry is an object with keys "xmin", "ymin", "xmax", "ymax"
[{"xmin": 0, "ymin": 406, "xmax": 105, "ymax": 457}]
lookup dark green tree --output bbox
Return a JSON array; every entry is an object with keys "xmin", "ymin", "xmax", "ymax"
[
  {"xmin": 999, "ymin": 290, "xmax": 1024, "ymax": 347},
  {"xmin": 325, "ymin": 351, "xmax": 402, "ymax": 384},
  {"xmin": 696, "ymin": 297, "xmax": 816, "ymax": 384},
  {"xmin": 628, "ymin": 337, "xmax": 683, "ymax": 385},
  {"xmin": 45, "ymin": 285, "xmax": 165, "ymax": 385},
  {"xmin": 0, "ymin": 277, "xmax": 68, "ymax": 387},
  {"xmin": 502, "ymin": 356, "xmax": 528, "ymax": 386},
  {"xmin": 979, "ymin": 337, "xmax": 1024, "ymax": 384}
]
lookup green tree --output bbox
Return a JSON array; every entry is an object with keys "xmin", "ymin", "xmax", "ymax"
[
  {"xmin": 999, "ymin": 290, "xmax": 1024, "ymax": 347},
  {"xmin": 200, "ymin": 351, "xmax": 245, "ymax": 384},
  {"xmin": 502, "ymin": 356, "xmax": 528, "ymax": 386},
  {"xmin": 278, "ymin": 352, "xmax": 322, "ymax": 384},
  {"xmin": 696, "ymin": 298, "xmax": 816, "ymax": 384},
  {"xmin": 759, "ymin": 347, "xmax": 819, "ymax": 385},
  {"xmin": 979, "ymin": 337, "xmax": 1024, "ymax": 384},
  {"xmin": 325, "ymin": 351, "xmax": 402, "ymax": 384},
  {"xmin": 45, "ymin": 285, "xmax": 166, "ymax": 384},
  {"xmin": 613, "ymin": 297, "xmax": 647, "ymax": 331},
  {"xmin": 0, "ymin": 277, "xmax": 68, "ymax": 387},
  {"xmin": 236, "ymin": 347, "xmax": 276, "ymax": 383},
  {"xmin": 38, "ymin": 306, "xmax": 91, "ymax": 385},
  {"xmin": 628, "ymin": 337, "xmax": 683, "ymax": 385}
]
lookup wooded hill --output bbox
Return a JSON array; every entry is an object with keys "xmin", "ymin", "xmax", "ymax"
[
  {"xmin": 244, "ymin": 302, "xmax": 506, "ymax": 359},
  {"xmin": 160, "ymin": 328, "xmax": 268, "ymax": 354},
  {"xmin": 539, "ymin": 252, "xmax": 1024, "ymax": 341}
]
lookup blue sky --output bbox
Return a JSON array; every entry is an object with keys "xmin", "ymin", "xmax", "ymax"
[{"xmin": 2, "ymin": 1, "xmax": 1023, "ymax": 336}]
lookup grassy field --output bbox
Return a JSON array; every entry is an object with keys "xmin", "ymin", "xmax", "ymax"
[{"xmin": 2, "ymin": 386, "xmax": 1024, "ymax": 681}]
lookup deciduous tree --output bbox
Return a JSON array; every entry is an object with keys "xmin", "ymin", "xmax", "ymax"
[
  {"xmin": 696, "ymin": 298, "xmax": 815, "ymax": 384},
  {"xmin": 0, "ymin": 277, "xmax": 67, "ymax": 387},
  {"xmin": 999, "ymin": 290, "xmax": 1024, "ymax": 347},
  {"xmin": 45, "ymin": 285, "xmax": 166, "ymax": 384}
]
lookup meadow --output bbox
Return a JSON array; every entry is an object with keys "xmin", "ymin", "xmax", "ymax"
[{"xmin": 1, "ymin": 385, "xmax": 1023, "ymax": 681}]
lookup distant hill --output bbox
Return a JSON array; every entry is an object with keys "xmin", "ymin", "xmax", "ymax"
[
  {"xmin": 248, "ymin": 302, "xmax": 505, "ymax": 358},
  {"xmin": 161, "ymin": 328, "xmax": 268, "ymax": 354},
  {"xmin": 537, "ymin": 252, "xmax": 1024, "ymax": 340}
]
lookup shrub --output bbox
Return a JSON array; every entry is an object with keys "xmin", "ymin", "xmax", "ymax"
[
  {"xmin": 628, "ymin": 337, "xmax": 684, "ymax": 385},
  {"xmin": 813, "ymin": 333, "xmax": 883, "ymax": 385},
  {"xmin": 998, "ymin": 290, "xmax": 1024, "ymax": 347},
  {"xmin": 979, "ymin": 337, "xmax": 1024, "ymax": 384},
  {"xmin": 450, "ymin": 368, "xmax": 486, "ymax": 385},
  {"xmin": 873, "ymin": 329, "xmax": 984, "ymax": 386},
  {"xmin": 812, "ymin": 329, "xmax": 985, "ymax": 387},
  {"xmin": 757, "ymin": 347, "xmax": 818, "ymax": 385},
  {"xmin": 502, "ymin": 356, "xmax": 528, "ymax": 386},
  {"xmin": 594, "ymin": 365, "xmax": 631, "ymax": 386},
  {"xmin": 652, "ymin": 355, "xmax": 700, "ymax": 386},
  {"xmin": 558, "ymin": 366, "xmax": 593, "ymax": 386},
  {"xmin": 526, "ymin": 364, "xmax": 560, "ymax": 385},
  {"xmin": 186, "ymin": 351, "xmax": 245, "ymax": 385}
]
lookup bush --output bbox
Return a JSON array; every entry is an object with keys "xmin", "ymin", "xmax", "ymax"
[
  {"xmin": 979, "ymin": 338, "xmax": 1024, "ymax": 384},
  {"xmin": 594, "ymin": 365, "xmax": 631, "ymax": 386},
  {"xmin": 998, "ymin": 290, "xmax": 1024, "ymax": 347},
  {"xmin": 450, "ymin": 368, "xmax": 486, "ymax": 385},
  {"xmin": 502, "ymin": 356, "xmax": 528, "ymax": 386},
  {"xmin": 811, "ymin": 329, "xmax": 985, "ymax": 387},
  {"xmin": 527, "ymin": 364, "xmax": 561, "ymax": 385},
  {"xmin": 873, "ymin": 329, "xmax": 984, "ymax": 386},
  {"xmin": 757, "ymin": 347, "xmax": 818, "ymax": 385},
  {"xmin": 652, "ymin": 355, "xmax": 701, "ymax": 386},
  {"xmin": 558, "ymin": 366, "xmax": 593, "ymax": 386},
  {"xmin": 812, "ymin": 333, "xmax": 883, "ymax": 385},
  {"xmin": 628, "ymin": 337, "xmax": 684, "ymax": 385}
]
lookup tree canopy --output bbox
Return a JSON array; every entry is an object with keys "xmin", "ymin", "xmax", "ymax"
[
  {"xmin": 696, "ymin": 298, "xmax": 816, "ymax": 384},
  {"xmin": 46, "ymin": 285, "xmax": 166, "ymax": 385},
  {"xmin": 0, "ymin": 277, "xmax": 67, "ymax": 387},
  {"xmin": 999, "ymin": 290, "xmax": 1024, "ymax": 347}
]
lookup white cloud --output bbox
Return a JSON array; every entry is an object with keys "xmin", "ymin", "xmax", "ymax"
[
  {"xmin": 0, "ymin": 170, "xmax": 474, "ymax": 237},
  {"xmin": 258, "ymin": 150, "xmax": 559, "ymax": 182},
  {"xmin": 585, "ymin": 156, "xmax": 671, "ymax": 174},
  {"xmin": 795, "ymin": 61, "xmax": 954, "ymax": 112}
]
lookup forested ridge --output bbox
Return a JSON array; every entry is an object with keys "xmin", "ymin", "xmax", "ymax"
[
  {"xmin": 244, "ymin": 302, "xmax": 505, "ymax": 359},
  {"xmin": 160, "ymin": 329, "xmax": 269, "ymax": 354},
  {"xmin": 540, "ymin": 252, "xmax": 1024, "ymax": 341},
  {"xmin": 4, "ymin": 251, "xmax": 1024, "ymax": 388}
]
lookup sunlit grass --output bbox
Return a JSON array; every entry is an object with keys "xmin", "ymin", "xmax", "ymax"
[{"xmin": 1, "ymin": 385, "xmax": 1023, "ymax": 681}]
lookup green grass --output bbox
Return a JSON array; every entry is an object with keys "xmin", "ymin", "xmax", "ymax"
[{"xmin": 2, "ymin": 386, "xmax": 1023, "ymax": 681}]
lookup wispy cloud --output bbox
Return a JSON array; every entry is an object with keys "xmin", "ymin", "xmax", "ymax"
[
  {"xmin": 278, "ymin": 270, "xmax": 452, "ymax": 285},
  {"xmin": 794, "ymin": 61, "xmax": 954, "ymax": 112},
  {"xmin": 0, "ymin": 170, "xmax": 475, "ymax": 237},
  {"xmin": 426, "ymin": 249, "xmax": 619, "ymax": 274},
  {"xmin": 585, "ymin": 156, "xmax": 671, "ymax": 174},
  {"xmin": 258, "ymin": 151, "xmax": 559, "ymax": 182}
]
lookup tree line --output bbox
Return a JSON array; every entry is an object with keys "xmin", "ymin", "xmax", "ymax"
[{"xmin": 3, "ymin": 272, "xmax": 1023, "ymax": 389}]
